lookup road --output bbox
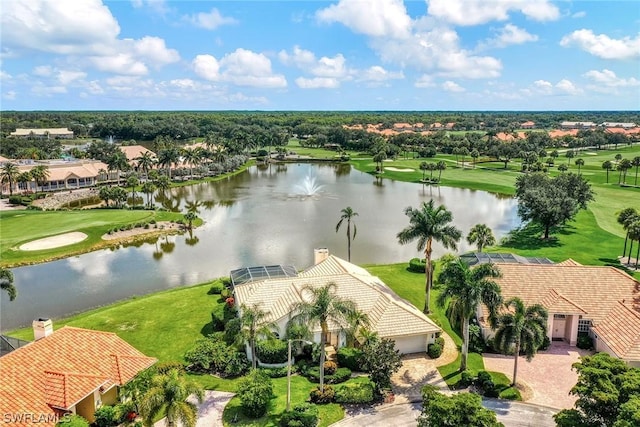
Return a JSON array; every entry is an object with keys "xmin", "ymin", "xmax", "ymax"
[{"xmin": 330, "ymin": 399, "xmax": 558, "ymax": 427}]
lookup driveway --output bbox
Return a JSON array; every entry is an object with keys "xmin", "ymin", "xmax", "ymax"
[
  {"xmin": 153, "ymin": 390, "xmax": 234, "ymax": 427},
  {"xmin": 483, "ymin": 343, "xmax": 591, "ymax": 409}
]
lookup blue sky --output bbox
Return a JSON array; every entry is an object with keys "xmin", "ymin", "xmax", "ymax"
[{"xmin": 1, "ymin": 0, "xmax": 639, "ymax": 110}]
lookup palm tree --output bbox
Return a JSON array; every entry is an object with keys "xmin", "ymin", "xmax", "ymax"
[
  {"xmin": 17, "ymin": 171, "xmax": 32, "ymax": 192},
  {"xmin": 106, "ymin": 151, "xmax": 129, "ymax": 185},
  {"xmin": 30, "ymin": 165, "xmax": 50, "ymax": 192},
  {"xmin": 157, "ymin": 147, "xmax": 180, "ymax": 179},
  {"xmin": 617, "ymin": 208, "xmax": 639, "ymax": 259},
  {"xmin": 397, "ymin": 200, "xmax": 462, "ymax": 313},
  {"xmin": 1, "ymin": 162, "xmax": 20, "ymax": 196},
  {"xmin": 419, "ymin": 162, "xmax": 428, "ymax": 181},
  {"xmin": 135, "ymin": 151, "xmax": 156, "ymax": 179},
  {"xmin": 470, "ymin": 149, "xmax": 479, "ymax": 168},
  {"xmin": 493, "ymin": 297, "xmax": 547, "ymax": 386},
  {"xmin": 335, "ymin": 207, "xmax": 358, "ymax": 262},
  {"xmin": 238, "ymin": 303, "xmax": 278, "ymax": 369},
  {"xmin": 632, "ymin": 156, "xmax": 640, "ymax": 186},
  {"xmin": 558, "ymin": 164, "xmax": 568, "ymax": 173},
  {"xmin": 126, "ymin": 174, "xmax": 139, "ymax": 207},
  {"xmin": 289, "ymin": 283, "xmax": 357, "ymax": 392},
  {"xmin": 436, "ymin": 160, "xmax": 446, "ymax": 181},
  {"xmin": 140, "ymin": 369, "xmax": 204, "ymax": 427},
  {"xmin": 181, "ymin": 148, "xmax": 201, "ymax": 178},
  {"xmin": 467, "ymin": 224, "xmax": 496, "ymax": 253},
  {"xmin": 602, "ymin": 160, "xmax": 613, "ymax": 184},
  {"xmin": 565, "ymin": 150, "xmax": 574, "ymax": 165},
  {"xmin": 141, "ymin": 181, "xmax": 156, "ymax": 208},
  {"xmin": 183, "ymin": 211, "xmax": 197, "ymax": 230},
  {"xmin": 0, "ymin": 267, "xmax": 17, "ymax": 301},
  {"xmin": 437, "ymin": 259, "xmax": 502, "ymax": 372},
  {"xmin": 626, "ymin": 220, "xmax": 640, "ymax": 266},
  {"xmin": 372, "ymin": 151, "xmax": 387, "ymax": 174},
  {"xmin": 619, "ymin": 158, "xmax": 632, "ymax": 184},
  {"xmin": 345, "ymin": 310, "xmax": 370, "ymax": 347},
  {"xmin": 575, "ymin": 158, "xmax": 585, "ymax": 174}
]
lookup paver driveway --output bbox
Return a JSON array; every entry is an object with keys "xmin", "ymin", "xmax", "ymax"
[{"xmin": 483, "ymin": 343, "xmax": 591, "ymax": 409}]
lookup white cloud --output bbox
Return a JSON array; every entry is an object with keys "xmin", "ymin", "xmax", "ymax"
[
  {"xmin": 316, "ymin": 0, "xmax": 411, "ymax": 38},
  {"xmin": 193, "ymin": 49, "xmax": 287, "ymax": 88},
  {"xmin": 3, "ymin": 90, "xmax": 16, "ymax": 100},
  {"xmin": 478, "ymin": 24, "xmax": 538, "ymax": 49},
  {"xmin": 295, "ymin": 77, "xmax": 340, "ymax": 89},
  {"xmin": 130, "ymin": 36, "xmax": 180, "ymax": 67},
  {"xmin": 31, "ymin": 85, "xmax": 68, "ymax": 96},
  {"xmin": 442, "ymin": 80, "xmax": 465, "ymax": 92},
  {"xmin": 0, "ymin": 70, "xmax": 12, "ymax": 81},
  {"xmin": 373, "ymin": 26, "xmax": 502, "ymax": 79},
  {"xmin": 584, "ymin": 69, "xmax": 639, "ymax": 87},
  {"xmin": 89, "ymin": 54, "xmax": 149, "ymax": 76},
  {"xmin": 280, "ymin": 46, "xmax": 350, "ymax": 78},
  {"xmin": 427, "ymin": 0, "xmax": 559, "ymax": 26},
  {"xmin": 572, "ymin": 11, "xmax": 586, "ymax": 18},
  {"xmin": 131, "ymin": 0, "xmax": 169, "ymax": 15},
  {"xmin": 184, "ymin": 8, "xmax": 237, "ymax": 30},
  {"xmin": 560, "ymin": 29, "xmax": 640, "ymax": 60},
  {"xmin": 279, "ymin": 46, "xmax": 316, "ymax": 68},
  {"xmin": 32, "ymin": 66, "xmax": 53, "ymax": 77},
  {"xmin": 415, "ymin": 75, "xmax": 436, "ymax": 88},
  {"xmin": 86, "ymin": 80, "xmax": 104, "ymax": 95},
  {"xmin": 358, "ymin": 66, "xmax": 404, "ymax": 82},
  {"xmin": 57, "ymin": 70, "xmax": 87, "ymax": 85},
  {"xmin": 532, "ymin": 79, "xmax": 582, "ymax": 95}
]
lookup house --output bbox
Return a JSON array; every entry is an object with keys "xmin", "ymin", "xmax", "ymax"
[
  {"xmin": 476, "ymin": 260, "xmax": 640, "ymax": 367},
  {"xmin": 119, "ymin": 145, "xmax": 156, "ymax": 167},
  {"xmin": 231, "ymin": 250, "xmax": 441, "ymax": 356},
  {"xmin": 548, "ymin": 129, "xmax": 579, "ymax": 139},
  {"xmin": 3, "ymin": 160, "xmax": 110, "ymax": 194},
  {"xmin": 9, "ymin": 128, "xmax": 74, "ymax": 139},
  {"xmin": 0, "ymin": 320, "xmax": 156, "ymax": 426},
  {"xmin": 559, "ymin": 121, "xmax": 596, "ymax": 129},
  {"xmin": 600, "ymin": 122, "xmax": 637, "ymax": 129},
  {"xmin": 521, "ymin": 121, "xmax": 536, "ymax": 129},
  {"xmin": 392, "ymin": 123, "xmax": 414, "ymax": 132}
]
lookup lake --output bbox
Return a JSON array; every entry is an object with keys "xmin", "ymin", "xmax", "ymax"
[{"xmin": 1, "ymin": 163, "xmax": 520, "ymax": 331}]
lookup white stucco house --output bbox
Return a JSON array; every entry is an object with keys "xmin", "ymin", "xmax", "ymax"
[{"xmin": 231, "ymin": 249, "xmax": 441, "ymax": 356}]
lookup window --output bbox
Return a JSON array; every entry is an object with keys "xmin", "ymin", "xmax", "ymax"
[
  {"xmin": 554, "ymin": 314, "xmax": 566, "ymax": 319},
  {"xmin": 578, "ymin": 319, "xmax": 591, "ymax": 333}
]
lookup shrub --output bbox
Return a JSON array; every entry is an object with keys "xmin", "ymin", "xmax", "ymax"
[
  {"xmin": 237, "ymin": 370, "xmax": 273, "ymax": 418},
  {"xmin": 57, "ymin": 415, "xmax": 90, "ymax": 427},
  {"xmin": 305, "ymin": 367, "xmax": 352, "ymax": 384},
  {"xmin": 224, "ymin": 352, "xmax": 250, "ymax": 377},
  {"xmin": 468, "ymin": 324, "xmax": 485, "ymax": 353},
  {"xmin": 427, "ymin": 343, "xmax": 442, "ymax": 359},
  {"xmin": 8, "ymin": 196, "xmax": 23, "ymax": 205},
  {"xmin": 224, "ymin": 317, "xmax": 241, "ymax": 346},
  {"xmin": 155, "ymin": 361, "xmax": 186, "ymax": 375},
  {"xmin": 435, "ymin": 336, "xmax": 445, "ymax": 348},
  {"xmin": 309, "ymin": 385, "xmax": 335, "ymax": 404},
  {"xmin": 210, "ymin": 310, "xmax": 225, "ymax": 332},
  {"xmin": 408, "ymin": 258, "xmax": 426, "ymax": 273},
  {"xmin": 459, "ymin": 370, "xmax": 475, "ymax": 387},
  {"xmin": 323, "ymin": 360, "xmax": 337, "ymax": 375},
  {"xmin": 260, "ymin": 366, "xmax": 291, "ymax": 378},
  {"xmin": 539, "ymin": 335, "xmax": 551, "ymax": 351},
  {"xmin": 256, "ymin": 339, "xmax": 288, "ymax": 364},
  {"xmin": 94, "ymin": 405, "xmax": 119, "ymax": 427},
  {"xmin": 577, "ymin": 334, "xmax": 593, "ymax": 350},
  {"xmin": 223, "ymin": 303, "xmax": 237, "ymax": 322},
  {"xmin": 280, "ymin": 403, "xmax": 319, "ymax": 427},
  {"xmin": 475, "ymin": 370, "xmax": 498, "ymax": 397},
  {"xmin": 221, "ymin": 288, "xmax": 232, "ymax": 298},
  {"xmin": 208, "ymin": 283, "xmax": 224, "ymax": 294},
  {"xmin": 184, "ymin": 335, "xmax": 246, "ymax": 376},
  {"xmin": 337, "ymin": 347, "xmax": 363, "ymax": 371},
  {"xmin": 334, "ymin": 380, "xmax": 375, "ymax": 404}
]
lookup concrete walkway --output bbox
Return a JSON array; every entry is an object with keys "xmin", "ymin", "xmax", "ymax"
[{"xmin": 153, "ymin": 391, "xmax": 234, "ymax": 427}]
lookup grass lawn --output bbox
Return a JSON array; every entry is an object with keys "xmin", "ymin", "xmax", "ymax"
[
  {"xmin": 0, "ymin": 209, "xmax": 185, "ymax": 267},
  {"xmin": 366, "ymin": 263, "xmax": 521, "ymax": 399}
]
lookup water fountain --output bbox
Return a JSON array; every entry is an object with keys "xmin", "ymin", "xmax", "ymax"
[
  {"xmin": 107, "ymin": 135, "xmax": 115, "ymax": 144},
  {"xmin": 294, "ymin": 174, "xmax": 324, "ymax": 197}
]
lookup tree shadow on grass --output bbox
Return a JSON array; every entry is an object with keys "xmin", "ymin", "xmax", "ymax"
[
  {"xmin": 200, "ymin": 321, "xmax": 216, "ymax": 337},
  {"xmin": 500, "ymin": 223, "xmax": 564, "ymax": 251}
]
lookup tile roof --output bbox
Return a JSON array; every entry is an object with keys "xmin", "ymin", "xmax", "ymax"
[
  {"xmin": 120, "ymin": 145, "xmax": 156, "ymax": 162},
  {"xmin": 234, "ymin": 255, "xmax": 440, "ymax": 340},
  {"xmin": 479, "ymin": 262, "xmax": 640, "ymax": 362},
  {"xmin": 10, "ymin": 128, "xmax": 74, "ymax": 137},
  {"xmin": 592, "ymin": 302, "xmax": 640, "ymax": 361},
  {"xmin": 0, "ymin": 327, "xmax": 156, "ymax": 426}
]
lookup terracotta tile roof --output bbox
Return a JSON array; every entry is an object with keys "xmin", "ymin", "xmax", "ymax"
[
  {"xmin": 43, "ymin": 161, "xmax": 108, "ymax": 181},
  {"xmin": 479, "ymin": 262, "xmax": 640, "ymax": 362},
  {"xmin": 521, "ymin": 121, "xmax": 535, "ymax": 127},
  {"xmin": 592, "ymin": 302, "xmax": 640, "ymax": 361},
  {"xmin": 548, "ymin": 129, "xmax": 579, "ymax": 138},
  {"xmin": 234, "ymin": 255, "xmax": 440, "ymax": 340},
  {"xmin": 0, "ymin": 327, "xmax": 156, "ymax": 426},
  {"xmin": 120, "ymin": 145, "xmax": 156, "ymax": 162}
]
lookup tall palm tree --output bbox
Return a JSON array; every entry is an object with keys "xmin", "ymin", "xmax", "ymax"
[
  {"xmin": 1, "ymin": 162, "xmax": 20, "ymax": 196},
  {"xmin": 617, "ymin": 208, "xmax": 639, "ymax": 259},
  {"xmin": 135, "ymin": 151, "xmax": 156, "ymax": 179},
  {"xmin": 157, "ymin": 148, "xmax": 180, "ymax": 179},
  {"xmin": 335, "ymin": 207, "xmax": 358, "ymax": 262},
  {"xmin": 183, "ymin": 211, "xmax": 197, "ymax": 230},
  {"xmin": 141, "ymin": 181, "xmax": 156, "ymax": 208},
  {"xmin": 493, "ymin": 297, "xmax": 547, "ymax": 386},
  {"xmin": 345, "ymin": 310, "xmax": 369, "ymax": 347},
  {"xmin": 289, "ymin": 283, "xmax": 357, "ymax": 392},
  {"xmin": 602, "ymin": 160, "xmax": 613, "ymax": 184},
  {"xmin": 0, "ymin": 267, "xmax": 17, "ymax": 301},
  {"xmin": 372, "ymin": 151, "xmax": 387, "ymax": 174},
  {"xmin": 437, "ymin": 259, "xmax": 502, "ymax": 372},
  {"xmin": 436, "ymin": 160, "xmax": 446, "ymax": 181},
  {"xmin": 397, "ymin": 200, "xmax": 462, "ymax": 313},
  {"xmin": 619, "ymin": 158, "xmax": 632, "ymax": 184},
  {"xmin": 466, "ymin": 224, "xmax": 496, "ymax": 253},
  {"xmin": 632, "ymin": 156, "xmax": 640, "ymax": 186},
  {"xmin": 575, "ymin": 158, "xmax": 585, "ymax": 174},
  {"xmin": 16, "ymin": 171, "xmax": 32, "ymax": 192},
  {"xmin": 626, "ymin": 220, "xmax": 640, "ymax": 266},
  {"xmin": 106, "ymin": 151, "xmax": 129, "ymax": 185},
  {"xmin": 30, "ymin": 165, "xmax": 50, "ymax": 192},
  {"xmin": 181, "ymin": 148, "xmax": 201, "ymax": 178},
  {"xmin": 126, "ymin": 174, "xmax": 139, "ymax": 207},
  {"xmin": 237, "ymin": 303, "xmax": 278, "ymax": 369},
  {"xmin": 419, "ymin": 162, "xmax": 428, "ymax": 181},
  {"xmin": 140, "ymin": 369, "xmax": 204, "ymax": 427}
]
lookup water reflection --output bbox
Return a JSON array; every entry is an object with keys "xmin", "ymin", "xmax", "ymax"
[{"xmin": 2, "ymin": 163, "xmax": 520, "ymax": 330}]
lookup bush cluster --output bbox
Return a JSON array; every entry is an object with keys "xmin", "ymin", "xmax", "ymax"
[
  {"xmin": 427, "ymin": 343, "xmax": 442, "ymax": 359},
  {"xmin": 408, "ymin": 258, "xmax": 426, "ymax": 273},
  {"xmin": 337, "ymin": 347, "xmax": 363, "ymax": 372},
  {"xmin": 184, "ymin": 335, "xmax": 248, "ymax": 377},
  {"xmin": 304, "ymin": 367, "xmax": 352, "ymax": 384},
  {"xmin": 334, "ymin": 380, "xmax": 375, "ymax": 404},
  {"xmin": 309, "ymin": 385, "xmax": 335, "ymax": 404},
  {"xmin": 260, "ymin": 366, "xmax": 292, "ymax": 378},
  {"xmin": 279, "ymin": 403, "xmax": 319, "ymax": 427},
  {"xmin": 56, "ymin": 415, "xmax": 90, "ymax": 427},
  {"xmin": 208, "ymin": 283, "xmax": 224, "ymax": 294},
  {"xmin": 475, "ymin": 371, "xmax": 498, "ymax": 398},
  {"xmin": 577, "ymin": 333, "xmax": 593, "ymax": 350},
  {"xmin": 237, "ymin": 370, "xmax": 273, "ymax": 418},
  {"xmin": 323, "ymin": 360, "xmax": 337, "ymax": 375},
  {"xmin": 256, "ymin": 339, "xmax": 288, "ymax": 364}
]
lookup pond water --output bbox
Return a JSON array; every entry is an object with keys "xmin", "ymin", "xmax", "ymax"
[{"xmin": 1, "ymin": 163, "xmax": 520, "ymax": 331}]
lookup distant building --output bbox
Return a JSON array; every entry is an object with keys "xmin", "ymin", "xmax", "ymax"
[
  {"xmin": 9, "ymin": 128, "xmax": 74, "ymax": 139},
  {"xmin": 521, "ymin": 121, "xmax": 536, "ymax": 129},
  {"xmin": 559, "ymin": 121, "xmax": 596, "ymax": 129},
  {"xmin": 600, "ymin": 122, "xmax": 637, "ymax": 129},
  {"xmin": 1, "ymin": 160, "xmax": 110, "ymax": 194}
]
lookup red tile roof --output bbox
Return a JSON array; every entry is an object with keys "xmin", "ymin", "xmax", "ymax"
[{"xmin": 0, "ymin": 327, "xmax": 156, "ymax": 426}]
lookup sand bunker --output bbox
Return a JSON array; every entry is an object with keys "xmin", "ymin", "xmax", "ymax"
[
  {"xmin": 20, "ymin": 232, "xmax": 88, "ymax": 251},
  {"xmin": 385, "ymin": 167, "xmax": 415, "ymax": 172}
]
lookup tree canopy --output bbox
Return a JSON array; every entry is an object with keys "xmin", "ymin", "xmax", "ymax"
[{"xmin": 418, "ymin": 385, "xmax": 504, "ymax": 427}]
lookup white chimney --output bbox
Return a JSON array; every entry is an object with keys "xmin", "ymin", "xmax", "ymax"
[
  {"xmin": 33, "ymin": 318, "xmax": 53, "ymax": 340},
  {"xmin": 314, "ymin": 248, "xmax": 329, "ymax": 265}
]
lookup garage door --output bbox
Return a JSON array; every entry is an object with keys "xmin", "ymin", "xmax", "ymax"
[{"xmin": 390, "ymin": 335, "xmax": 427, "ymax": 354}]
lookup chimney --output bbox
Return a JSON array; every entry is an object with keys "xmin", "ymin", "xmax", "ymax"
[
  {"xmin": 33, "ymin": 318, "xmax": 53, "ymax": 340},
  {"xmin": 314, "ymin": 248, "xmax": 329, "ymax": 265}
]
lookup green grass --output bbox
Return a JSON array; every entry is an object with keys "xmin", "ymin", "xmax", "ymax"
[
  {"xmin": 0, "ymin": 209, "xmax": 185, "ymax": 267},
  {"xmin": 222, "ymin": 375, "xmax": 344, "ymax": 427}
]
